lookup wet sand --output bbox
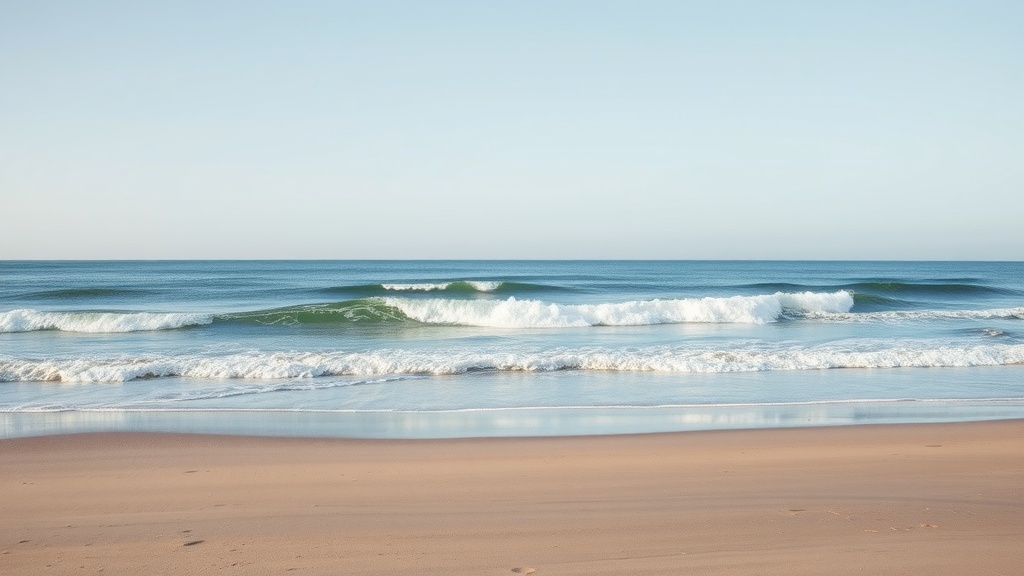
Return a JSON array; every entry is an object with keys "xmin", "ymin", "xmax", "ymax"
[{"xmin": 1, "ymin": 421, "xmax": 1022, "ymax": 575}]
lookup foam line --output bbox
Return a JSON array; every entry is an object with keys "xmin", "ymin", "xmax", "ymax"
[
  {"xmin": 383, "ymin": 291, "xmax": 855, "ymax": 327},
  {"xmin": 3, "ymin": 342, "xmax": 1022, "ymax": 382},
  {"xmin": 0, "ymin": 309, "xmax": 213, "ymax": 333}
]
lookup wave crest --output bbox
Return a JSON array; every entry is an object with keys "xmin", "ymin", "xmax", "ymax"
[
  {"xmin": 0, "ymin": 309, "xmax": 213, "ymax": 333},
  {"xmin": 317, "ymin": 280, "xmax": 563, "ymax": 297},
  {"xmin": 4, "ymin": 342, "xmax": 1023, "ymax": 383},
  {"xmin": 8, "ymin": 292, "xmax": 1017, "ymax": 334},
  {"xmin": 384, "ymin": 291, "xmax": 855, "ymax": 327},
  {"xmin": 381, "ymin": 280, "xmax": 503, "ymax": 292}
]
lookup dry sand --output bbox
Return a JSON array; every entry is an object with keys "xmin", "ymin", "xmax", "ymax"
[{"xmin": 1, "ymin": 421, "xmax": 1022, "ymax": 575}]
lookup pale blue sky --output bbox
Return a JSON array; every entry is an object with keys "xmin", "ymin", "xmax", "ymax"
[{"xmin": 2, "ymin": 1, "xmax": 1022, "ymax": 259}]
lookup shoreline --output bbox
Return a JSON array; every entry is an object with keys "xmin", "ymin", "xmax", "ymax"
[
  {"xmin": 5, "ymin": 398, "xmax": 1024, "ymax": 440},
  {"xmin": 3, "ymin": 420, "xmax": 1022, "ymax": 575}
]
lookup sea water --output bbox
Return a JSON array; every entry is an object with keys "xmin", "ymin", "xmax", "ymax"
[{"xmin": 1, "ymin": 260, "xmax": 1022, "ymax": 438}]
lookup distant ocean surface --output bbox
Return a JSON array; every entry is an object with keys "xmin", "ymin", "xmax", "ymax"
[{"xmin": 2, "ymin": 260, "xmax": 1023, "ymax": 438}]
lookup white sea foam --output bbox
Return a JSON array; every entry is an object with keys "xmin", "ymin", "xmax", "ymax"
[
  {"xmin": 382, "ymin": 291, "xmax": 854, "ymax": 327},
  {"xmin": 4, "ymin": 342, "xmax": 1023, "ymax": 383},
  {"xmin": 382, "ymin": 283, "xmax": 452, "ymax": 291},
  {"xmin": 0, "ymin": 309, "xmax": 214, "ymax": 333},
  {"xmin": 127, "ymin": 376, "xmax": 420, "ymax": 405},
  {"xmin": 381, "ymin": 281, "xmax": 503, "ymax": 292},
  {"xmin": 804, "ymin": 308, "xmax": 1024, "ymax": 323}
]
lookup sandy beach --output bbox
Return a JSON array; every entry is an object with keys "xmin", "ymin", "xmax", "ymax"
[{"xmin": 2, "ymin": 421, "xmax": 1022, "ymax": 575}]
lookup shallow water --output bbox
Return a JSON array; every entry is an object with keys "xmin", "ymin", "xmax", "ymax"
[{"xmin": 2, "ymin": 260, "xmax": 1022, "ymax": 437}]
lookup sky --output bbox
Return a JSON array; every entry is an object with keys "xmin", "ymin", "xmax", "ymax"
[{"xmin": 1, "ymin": 1, "xmax": 1022, "ymax": 259}]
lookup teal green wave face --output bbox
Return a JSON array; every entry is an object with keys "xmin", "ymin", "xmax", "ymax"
[
  {"xmin": 846, "ymin": 282, "xmax": 1018, "ymax": 296},
  {"xmin": 848, "ymin": 293, "xmax": 914, "ymax": 311},
  {"xmin": 223, "ymin": 299, "xmax": 411, "ymax": 326}
]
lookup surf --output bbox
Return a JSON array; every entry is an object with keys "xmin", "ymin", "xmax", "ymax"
[
  {"xmin": 4, "ymin": 342, "xmax": 1023, "ymax": 383},
  {"xmin": 315, "ymin": 280, "xmax": 562, "ymax": 296},
  {"xmin": 382, "ymin": 291, "xmax": 855, "ymax": 327},
  {"xmin": 6, "ymin": 292, "xmax": 1021, "ymax": 334},
  {"xmin": 0, "ymin": 309, "xmax": 213, "ymax": 333}
]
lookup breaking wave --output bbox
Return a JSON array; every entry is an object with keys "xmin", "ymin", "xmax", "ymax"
[
  {"xmin": 382, "ymin": 291, "xmax": 854, "ymax": 327},
  {"xmin": 5, "ymin": 291, "xmax": 1021, "ymax": 334},
  {"xmin": 382, "ymin": 280, "xmax": 503, "ymax": 292},
  {"xmin": 3, "ymin": 342, "xmax": 1023, "ymax": 383},
  {"xmin": 0, "ymin": 309, "xmax": 213, "ymax": 333},
  {"xmin": 0, "ymin": 291, "xmax": 854, "ymax": 333},
  {"xmin": 316, "ymin": 280, "xmax": 559, "ymax": 296}
]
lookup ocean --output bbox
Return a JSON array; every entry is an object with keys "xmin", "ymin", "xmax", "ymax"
[{"xmin": 2, "ymin": 260, "xmax": 1022, "ymax": 438}]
